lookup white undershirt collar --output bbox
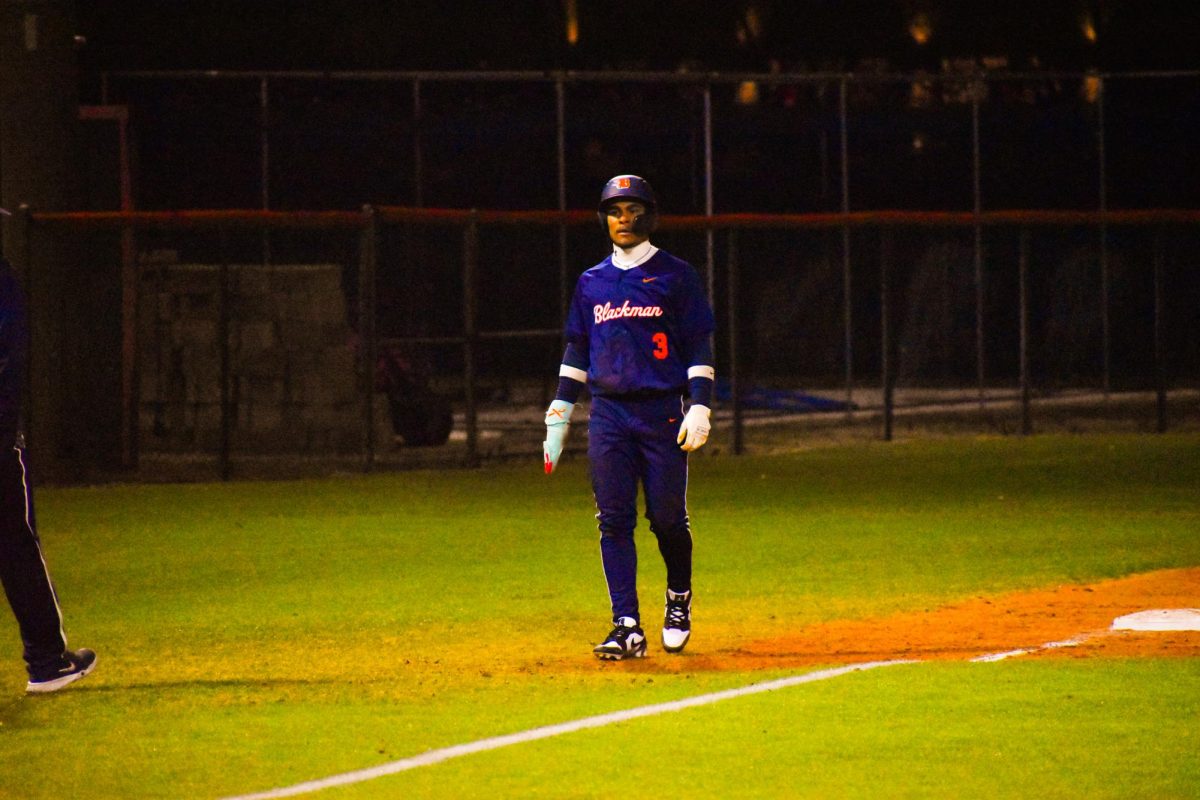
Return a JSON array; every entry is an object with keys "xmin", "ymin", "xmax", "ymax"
[{"xmin": 611, "ymin": 240, "xmax": 658, "ymax": 270}]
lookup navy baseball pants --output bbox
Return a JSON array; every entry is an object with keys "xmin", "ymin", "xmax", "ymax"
[
  {"xmin": 588, "ymin": 393, "xmax": 693, "ymax": 623},
  {"xmin": 0, "ymin": 445, "xmax": 67, "ymax": 673}
]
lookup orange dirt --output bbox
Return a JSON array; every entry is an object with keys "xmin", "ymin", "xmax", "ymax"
[{"xmin": 583, "ymin": 567, "xmax": 1200, "ymax": 673}]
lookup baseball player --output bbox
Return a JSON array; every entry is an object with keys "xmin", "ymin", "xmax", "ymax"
[
  {"xmin": 544, "ymin": 175, "xmax": 715, "ymax": 660},
  {"xmin": 0, "ymin": 251, "xmax": 97, "ymax": 692}
]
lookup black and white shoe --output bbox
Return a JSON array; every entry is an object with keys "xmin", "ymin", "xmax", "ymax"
[
  {"xmin": 662, "ymin": 589, "xmax": 692, "ymax": 653},
  {"xmin": 593, "ymin": 617, "xmax": 647, "ymax": 660},
  {"xmin": 26, "ymin": 648, "xmax": 98, "ymax": 694}
]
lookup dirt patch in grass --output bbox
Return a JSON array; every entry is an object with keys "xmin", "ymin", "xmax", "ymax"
[{"xmin": 595, "ymin": 567, "xmax": 1200, "ymax": 673}]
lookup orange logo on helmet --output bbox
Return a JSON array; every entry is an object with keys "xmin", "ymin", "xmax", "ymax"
[{"xmin": 618, "ymin": 178, "xmax": 631, "ymax": 188}]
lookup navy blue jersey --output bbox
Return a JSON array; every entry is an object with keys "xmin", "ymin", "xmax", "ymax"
[
  {"xmin": 0, "ymin": 260, "xmax": 28, "ymax": 444},
  {"xmin": 566, "ymin": 249, "xmax": 714, "ymax": 397}
]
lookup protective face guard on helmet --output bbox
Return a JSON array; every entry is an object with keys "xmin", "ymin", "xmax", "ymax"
[{"xmin": 598, "ymin": 174, "xmax": 659, "ymax": 237}]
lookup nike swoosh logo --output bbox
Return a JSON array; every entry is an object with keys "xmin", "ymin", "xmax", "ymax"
[{"xmin": 642, "ymin": 277, "xmax": 658, "ymax": 283}]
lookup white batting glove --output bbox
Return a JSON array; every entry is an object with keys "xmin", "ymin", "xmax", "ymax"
[
  {"xmin": 543, "ymin": 400, "xmax": 575, "ymax": 474},
  {"xmin": 676, "ymin": 404, "xmax": 711, "ymax": 452}
]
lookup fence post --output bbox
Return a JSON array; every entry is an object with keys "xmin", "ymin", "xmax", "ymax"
[
  {"xmin": 727, "ymin": 228, "xmax": 742, "ymax": 455},
  {"xmin": 1153, "ymin": 228, "xmax": 1167, "ymax": 433},
  {"xmin": 1096, "ymin": 76, "xmax": 1111, "ymax": 397},
  {"xmin": 359, "ymin": 205, "xmax": 379, "ymax": 471},
  {"xmin": 120, "ymin": 217, "xmax": 138, "ymax": 470},
  {"xmin": 259, "ymin": 76, "xmax": 272, "ymax": 267},
  {"xmin": 703, "ymin": 83, "xmax": 715, "ymax": 305},
  {"xmin": 463, "ymin": 213, "xmax": 480, "ymax": 467},
  {"xmin": 556, "ymin": 78, "xmax": 569, "ymax": 347},
  {"xmin": 1018, "ymin": 228, "xmax": 1032, "ymax": 436},
  {"xmin": 839, "ymin": 77, "xmax": 854, "ymax": 420},
  {"xmin": 412, "ymin": 78, "xmax": 424, "ymax": 208},
  {"xmin": 972, "ymin": 88, "xmax": 986, "ymax": 411},
  {"xmin": 13, "ymin": 206, "xmax": 34, "ymax": 450},
  {"xmin": 1100, "ymin": 219, "xmax": 1110, "ymax": 398},
  {"xmin": 218, "ymin": 228, "xmax": 232, "ymax": 480},
  {"xmin": 880, "ymin": 229, "xmax": 893, "ymax": 442}
]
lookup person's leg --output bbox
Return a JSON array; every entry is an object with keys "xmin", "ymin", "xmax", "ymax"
[
  {"xmin": 637, "ymin": 396, "xmax": 694, "ymax": 654},
  {"xmin": 0, "ymin": 445, "xmax": 68, "ymax": 673},
  {"xmin": 588, "ymin": 397, "xmax": 642, "ymax": 623},
  {"xmin": 639, "ymin": 399, "xmax": 692, "ymax": 595}
]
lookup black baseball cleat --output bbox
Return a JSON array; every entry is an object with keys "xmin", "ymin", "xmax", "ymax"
[
  {"xmin": 662, "ymin": 589, "xmax": 692, "ymax": 653},
  {"xmin": 593, "ymin": 617, "xmax": 647, "ymax": 660},
  {"xmin": 26, "ymin": 648, "xmax": 98, "ymax": 694}
]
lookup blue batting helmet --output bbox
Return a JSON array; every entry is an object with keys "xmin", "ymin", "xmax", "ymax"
[{"xmin": 598, "ymin": 174, "xmax": 659, "ymax": 236}]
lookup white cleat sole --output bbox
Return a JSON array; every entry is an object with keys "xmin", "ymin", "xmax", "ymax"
[
  {"xmin": 662, "ymin": 630, "xmax": 691, "ymax": 653},
  {"xmin": 26, "ymin": 656, "xmax": 97, "ymax": 694},
  {"xmin": 593, "ymin": 644, "xmax": 647, "ymax": 661}
]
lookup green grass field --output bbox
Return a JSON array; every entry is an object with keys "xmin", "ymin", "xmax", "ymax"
[{"xmin": 1, "ymin": 433, "xmax": 1198, "ymax": 799}]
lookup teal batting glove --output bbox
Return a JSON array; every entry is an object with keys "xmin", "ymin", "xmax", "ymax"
[{"xmin": 543, "ymin": 400, "xmax": 575, "ymax": 474}]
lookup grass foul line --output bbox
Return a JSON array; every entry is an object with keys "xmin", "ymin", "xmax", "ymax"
[{"xmin": 222, "ymin": 659, "xmax": 915, "ymax": 800}]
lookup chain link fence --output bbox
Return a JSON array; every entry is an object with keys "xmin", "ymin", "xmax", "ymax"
[
  {"xmin": 13, "ymin": 205, "xmax": 1196, "ymax": 481},
  {"xmin": 9, "ymin": 68, "xmax": 1198, "ymax": 479}
]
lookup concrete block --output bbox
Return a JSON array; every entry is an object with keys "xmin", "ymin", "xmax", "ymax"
[
  {"xmin": 290, "ymin": 293, "xmax": 350, "ymax": 325},
  {"xmin": 232, "ymin": 266, "xmax": 271, "ymax": 296},
  {"xmin": 174, "ymin": 318, "xmax": 218, "ymax": 348},
  {"xmin": 165, "ymin": 264, "xmax": 219, "ymax": 294},
  {"xmin": 319, "ymin": 346, "xmax": 359, "ymax": 382},
  {"xmin": 234, "ymin": 321, "xmax": 277, "ymax": 354},
  {"xmin": 240, "ymin": 401, "xmax": 283, "ymax": 432},
  {"xmin": 137, "ymin": 259, "xmax": 368, "ymax": 456},
  {"xmin": 239, "ymin": 375, "xmax": 285, "ymax": 405}
]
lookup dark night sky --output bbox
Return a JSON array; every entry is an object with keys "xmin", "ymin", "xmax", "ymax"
[{"xmin": 73, "ymin": 1, "xmax": 1200, "ymax": 78}]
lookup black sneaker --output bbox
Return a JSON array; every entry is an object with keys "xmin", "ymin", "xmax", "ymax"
[
  {"xmin": 26, "ymin": 648, "xmax": 97, "ymax": 694},
  {"xmin": 593, "ymin": 617, "xmax": 647, "ymax": 660}
]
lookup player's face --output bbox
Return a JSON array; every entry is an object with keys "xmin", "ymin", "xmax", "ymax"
[{"xmin": 605, "ymin": 200, "xmax": 650, "ymax": 249}]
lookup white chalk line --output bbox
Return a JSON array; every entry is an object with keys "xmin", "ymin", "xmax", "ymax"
[
  {"xmin": 219, "ymin": 659, "xmax": 916, "ymax": 800},
  {"xmin": 969, "ymin": 631, "xmax": 1102, "ymax": 663},
  {"xmin": 224, "ymin": 625, "xmax": 1130, "ymax": 799}
]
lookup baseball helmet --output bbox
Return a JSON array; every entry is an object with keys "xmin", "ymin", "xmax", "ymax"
[{"xmin": 597, "ymin": 174, "xmax": 659, "ymax": 236}]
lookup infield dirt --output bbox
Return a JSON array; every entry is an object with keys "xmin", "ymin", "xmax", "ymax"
[
  {"xmin": 549, "ymin": 567, "xmax": 1200, "ymax": 674},
  {"xmin": 681, "ymin": 567, "xmax": 1200, "ymax": 671},
  {"xmin": 399, "ymin": 568, "xmax": 1199, "ymax": 683}
]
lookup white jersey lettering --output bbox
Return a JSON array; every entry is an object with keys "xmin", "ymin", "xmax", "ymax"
[{"xmin": 593, "ymin": 301, "xmax": 664, "ymax": 325}]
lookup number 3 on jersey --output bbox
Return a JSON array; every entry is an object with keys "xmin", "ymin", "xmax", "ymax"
[{"xmin": 652, "ymin": 332, "xmax": 669, "ymax": 360}]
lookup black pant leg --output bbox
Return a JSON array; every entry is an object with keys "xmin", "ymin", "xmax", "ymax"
[{"xmin": 0, "ymin": 445, "xmax": 67, "ymax": 671}]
